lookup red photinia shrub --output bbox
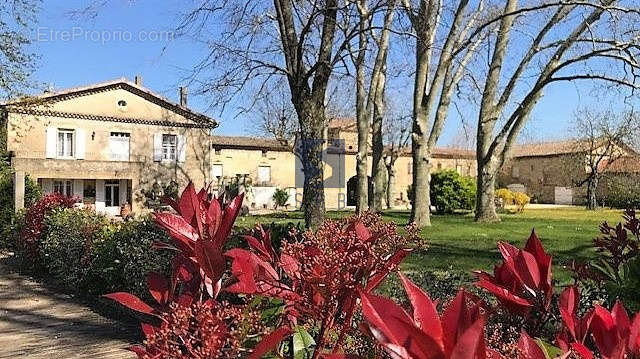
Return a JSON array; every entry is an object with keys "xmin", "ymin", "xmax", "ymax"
[
  {"xmin": 128, "ymin": 299, "xmax": 268, "ymax": 359},
  {"xmin": 225, "ymin": 212, "xmax": 417, "ymax": 354},
  {"xmin": 19, "ymin": 192, "xmax": 76, "ymax": 261},
  {"xmin": 360, "ymin": 273, "xmax": 502, "ymax": 359},
  {"xmin": 593, "ymin": 209, "xmax": 639, "ymax": 277},
  {"xmin": 474, "ymin": 230, "xmax": 552, "ymax": 332},
  {"xmin": 104, "ymin": 183, "xmax": 273, "ymax": 358},
  {"xmin": 556, "ymin": 286, "xmax": 594, "ymax": 357}
]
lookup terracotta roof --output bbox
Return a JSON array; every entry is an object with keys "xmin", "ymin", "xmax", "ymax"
[
  {"xmin": 511, "ymin": 139, "xmax": 592, "ymax": 158},
  {"xmin": 603, "ymin": 156, "xmax": 640, "ymax": 173},
  {"xmin": 1, "ymin": 78, "xmax": 217, "ymax": 128},
  {"xmin": 328, "ymin": 117, "xmax": 357, "ymax": 132},
  {"xmin": 391, "ymin": 146, "xmax": 475, "ymax": 159},
  {"xmin": 211, "ymin": 135, "xmax": 291, "ymax": 151}
]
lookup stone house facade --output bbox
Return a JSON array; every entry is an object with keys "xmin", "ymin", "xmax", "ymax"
[
  {"xmin": 499, "ymin": 139, "xmax": 640, "ymax": 204},
  {"xmin": 211, "ymin": 119, "xmax": 477, "ymax": 210},
  {"xmin": 3, "ymin": 78, "xmax": 216, "ymax": 215}
]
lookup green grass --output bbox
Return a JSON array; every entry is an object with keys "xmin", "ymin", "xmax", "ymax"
[{"xmin": 235, "ymin": 207, "xmax": 625, "ymax": 283}]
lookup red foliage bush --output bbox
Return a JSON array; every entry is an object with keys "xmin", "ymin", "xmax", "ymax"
[
  {"xmin": 225, "ymin": 212, "xmax": 417, "ymax": 353},
  {"xmin": 19, "ymin": 192, "xmax": 76, "ymax": 261}
]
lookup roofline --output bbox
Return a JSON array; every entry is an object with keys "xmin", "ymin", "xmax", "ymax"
[{"xmin": 1, "ymin": 78, "xmax": 218, "ymax": 128}]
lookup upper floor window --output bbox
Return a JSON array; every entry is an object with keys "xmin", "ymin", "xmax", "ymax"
[
  {"xmin": 110, "ymin": 132, "xmax": 130, "ymax": 161},
  {"xmin": 162, "ymin": 134, "xmax": 178, "ymax": 161},
  {"xmin": 57, "ymin": 129, "xmax": 74, "ymax": 158}
]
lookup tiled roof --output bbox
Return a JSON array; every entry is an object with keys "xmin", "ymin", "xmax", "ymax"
[
  {"xmin": 603, "ymin": 156, "xmax": 640, "ymax": 173},
  {"xmin": 211, "ymin": 135, "xmax": 291, "ymax": 151},
  {"xmin": 511, "ymin": 139, "xmax": 592, "ymax": 158},
  {"xmin": 1, "ymin": 78, "xmax": 217, "ymax": 128},
  {"xmin": 328, "ymin": 117, "xmax": 357, "ymax": 132}
]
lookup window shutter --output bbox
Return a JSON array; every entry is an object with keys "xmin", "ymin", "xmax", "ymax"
[
  {"xmin": 75, "ymin": 129, "xmax": 86, "ymax": 159},
  {"xmin": 177, "ymin": 135, "xmax": 186, "ymax": 162},
  {"xmin": 153, "ymin": 133, "xmax": 163, "ymax": 162},
  {"xmin": 73, "ymin": 179, "xmax": 84, "ymax": 202},
  {"xmin": 45, "ymin": 127, "xmax": 56, "ymax": 158}
]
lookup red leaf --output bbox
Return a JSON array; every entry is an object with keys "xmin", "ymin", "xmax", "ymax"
[
  {"xmin": 178, "ymin": 182, "xmax": 197, "ymax": 224},
  {"xmin": 365, "ymin": 248, "xmax": 412, "ymax": 292},
  {"xmin": 449, "ymin": 317, "xmax": 486, "ymax": 359},
  {"xmin": 206, "ymin": 198, "xmax": 222, "ymax": 239},
  {"xmin": 103, "ymin": 292, "xmax": 155, "ymax": 314},
  {"xmin": 570, "ymin": 343, "xmax": 594, "ymax": 359},
  {"xmin": 146, "ymin": 272, "xmax": 169, "ymax": 306},
  {"xmin": 475, "ymin": 279, "xmax": 532, "ymax": 310},
  {"xmin": 517, "ymin": 331, "xmax": 546, "ymax": 359},
  {"xmin": 348, "ymin": 221, "xmax": 372, "ymax": 242},
  {"xmin": 214, "ymin": 192, "xmax": 245, "ymax": 249},
  {"xmin": 398, "ymin": 273, "xmax": 443, "ymax": 349},
  {"xmin": 249, "ymin": 326, "xmax": 293, "ymax": 359},
  {"xmin": 153, "ymin": 212, "xmax": 198, "ymax": 253},
  {"xmin": 194, "ymin": 240, "xmax": 226, "ymax": 284},
  {"xmin": 360, "ymin": 291, "xmax": 414, "ymax": 348},
  {"xmin": 630, "ymin": 313, "xmax": 640, "ymax": 355}
]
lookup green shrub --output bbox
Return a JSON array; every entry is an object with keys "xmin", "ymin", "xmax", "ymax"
[
  {"xmin": 88, "ymin": 217, "xmax": 173, "ymax": 300},
  {"xmin": 0, "ymin": 162, "xmax": 41, "ymax": 249},
  {"xmin": 429, "ymin": 170, "xmax": 476, "ymax": 214},
  {"xmin": 40, "ymin": 208, "xmax": 113, "ymax": 292},
  {"xmin": 602, "ymin": 175, "xmax": 640, "ymax": 209},
  {"xmin": 272, "ymin": 188, "xmax": 290, "ymax": 209}
]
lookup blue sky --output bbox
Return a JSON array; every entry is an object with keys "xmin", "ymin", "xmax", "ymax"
[{"xmin": 29, "ymin": 1, "xmax": 634, "ymax": 144}]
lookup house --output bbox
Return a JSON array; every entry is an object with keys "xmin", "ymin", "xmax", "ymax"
[
  {"xmin": 500, "ymin": 139, "xmax": 640, "ymax": 204},
  {"xmin": 210, "ymin": 119, "xmax": 477, "ymax": 210},
  {"xmin": 2, "ymin": 78, "xmax": 217, "ymax": 215}
]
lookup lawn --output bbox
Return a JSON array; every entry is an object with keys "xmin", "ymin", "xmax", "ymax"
[{"xmin": 236, "ymin": 207, "xmax": 625, "ymax": 283}]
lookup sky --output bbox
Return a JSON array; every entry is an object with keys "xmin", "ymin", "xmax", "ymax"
[{"xmin": 28, "ymin": 0, "xmax": 636, "ymax": 145}]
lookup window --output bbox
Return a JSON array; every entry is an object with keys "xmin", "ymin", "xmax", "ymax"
[
  {"xmin": 257, "ymin": 166, "xmax": 271, "ymax": 184},
  {"xmin": 53, "ymin": 180, "xmax": 73, "ymax": 196},
  {"xmin": 261, "ymin": 150, "xmax": 267, "ymax": 157},
  {"xmin": 162, "ymin": 134, "xmax": 178, "ymax": 161},
  {"xmin": 214, "ymin": 148, "xmax": 222, "ymax": 155},
  {"xmin": 105, "ymin": 180, "xmax": 120, "ymax": 207},
  {"xmin": 212, "ymin": 164, "xmax": 223, "ymax": 180},
  {"xmin": 437, "ymin": 163, "xmax": 442, "ymax": 170},
  {"xmin": 512, "ymin": 166, "xmax": 520, "ymax": 178},
  {"xmin": 109, "ymin": 132, "xmax": 130, "ymax": 161},
  {"xmin": 57, "ymin": 129, "xmax": 74, "ymax": 157}
]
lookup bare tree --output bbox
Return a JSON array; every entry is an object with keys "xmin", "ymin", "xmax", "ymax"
[
  {"xmin": 251, "ymin": 83, "xmax": 298, "ymax": 146},
  {"xmin": 177, "ymin": 1, "xmax": 361, "ymax": 228},
  {"xmin": 473, "ymin": 0, "xmax": 640, "ymax": 222},
  {"xmin": 401, "ymin": 0, "xmax": 486, "ymax": 227},
  {"xmin": 569, "ymin": 109, "xmax": 639, "ymax": 210},
  {"xmin": 347, "ymin": 0, "xmax": 396, "ymax": 214}
]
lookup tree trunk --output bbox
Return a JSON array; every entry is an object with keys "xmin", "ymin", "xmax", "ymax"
[
  {"xmin": 410, "ymin": 135, "xmax": 432, "ymax": 226},
  {"xmin": 371, "ymin": 110, "xmax": 385, "ymax": 211},
  {"xmin": 586, "ymin": 175, "xmax": 598, "ymax": 210},
  {"xmin": 386, "ymin": 163, "xmax": 395, "ymax": 210},
  {"xmin": 294, "ymin": 96, "xmax": 326, "ymax": 228},
  {"xmin": 475, "ymin": 165, "xmax": 499, "ymax": 222}
]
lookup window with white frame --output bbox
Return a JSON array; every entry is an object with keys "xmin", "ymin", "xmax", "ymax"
[
  {"xmin": 53, "ymin": 180, "xmax": 73, "ymax": 197},
  {"xmin": 512, "ymin": 166, "xmax": 520, "ymax": 178},
  {"xmin": 162, "ymin": 134, "xmax": 178, "ymax": 161},
  {"xmin": 109, "ymin": 132, "xmax": 130, "ymax": 161},
  {"xmin": 57, "ymin": 129, "xmax": 74, "ymax": 157},
  {"xmin": 257, "ymin": 166, "xmax": 271, "ymax": 184},
  {"xmin": 212, "ymin": 164, "xmax": 223, "ymax": 180}
]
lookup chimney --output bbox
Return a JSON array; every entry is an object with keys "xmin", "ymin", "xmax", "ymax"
[
  {"xmin": 179, "ymin": 86, "xmax": 188, "ymax": 107},
  {"xmin": 134, "ymin": 75, "xmax": 143, "ymax": 86}
]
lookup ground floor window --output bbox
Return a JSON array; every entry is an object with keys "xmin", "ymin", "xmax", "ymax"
[
  {"xmin": 53, "ymin": 180, "xmax": 73, "ymax": 197},
  {"xmin": 105, "ymin": 180, "xmax": 120, "ymax": 207}
]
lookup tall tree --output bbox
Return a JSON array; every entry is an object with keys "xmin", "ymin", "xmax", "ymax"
[
  {"xmin": 0, "ymin": 0, "xmax": 38, "ymax": 99},
  {"xmin": 178, "ymin": 1, "xmax": 359, "ymax": 228},
  {"xmin": 474, "ymin": 0, "xmax": 640, "ymax": 222},
  {"xmin": 401, "ymin": 0, "xmax": 486, "ymax": 227},
  {"xmin": 348, "ymin": 0, "xmax": 395, "ymax": 214},
  {"xmin": 569, "ymin": 109, "xmax": 639, "ymax": 210},
  {"xmin": 383, "ymin": 113, "xmax": 411, "ymax": 209}
]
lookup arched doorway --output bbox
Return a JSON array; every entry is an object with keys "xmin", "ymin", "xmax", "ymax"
[{"xmin": 347, "ymin": 176, "xmax": 374, "ymax": 206}]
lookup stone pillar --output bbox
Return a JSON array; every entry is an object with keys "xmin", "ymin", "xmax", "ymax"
[
  {"xmin": 14, "ymin": 171, "xmax": 25, "ymax": 212},
  {"xmin": 95, "ymin": 179, "xmax": 105, "ymax": 213},
  {"xmin": 119, "ymin": 179, "xmax": 128, "ymax": 206}
]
